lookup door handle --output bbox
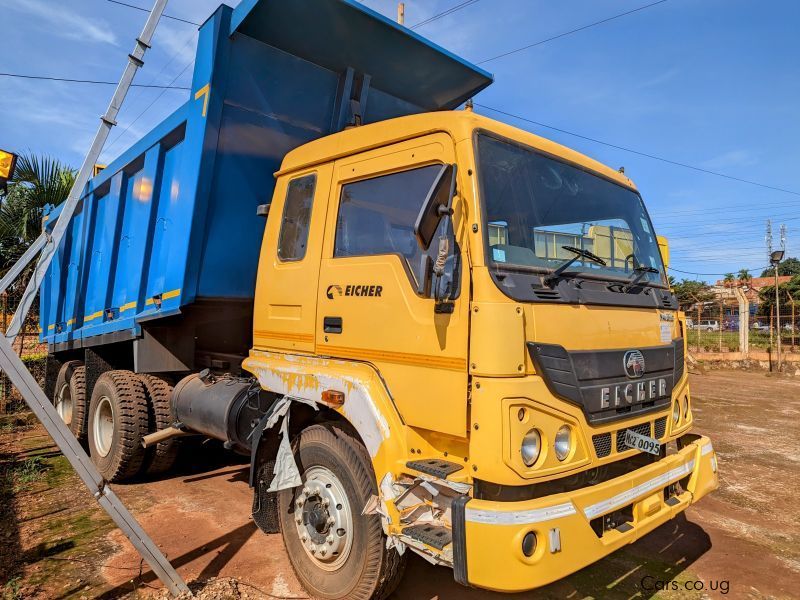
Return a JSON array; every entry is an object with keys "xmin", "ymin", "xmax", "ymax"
[{"xmin": 324, "ymin": 316, "xmax": 343, "ymax": 334}]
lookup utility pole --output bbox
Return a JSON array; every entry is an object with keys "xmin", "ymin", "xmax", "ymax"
[
  {"xmin": 771, "ymin": 248, "xmax": 785, "ymax": 370},
  {"xmin": 397, "ymin": 2, "xmax": 405, "ymax": 24}
]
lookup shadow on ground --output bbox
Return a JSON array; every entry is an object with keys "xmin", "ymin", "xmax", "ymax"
[{"xmin": 392, "ymin": 514, "xmax": 712, "ymax": 599}]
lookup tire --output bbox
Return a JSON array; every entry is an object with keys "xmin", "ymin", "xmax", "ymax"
[
  {"xmin": 138, "ymin": 374, "xmax": 179, "ymax": 476},
  {"xmin": 53, "ymin": 361, "xmax": 85, "ymax": 439},
  {"xmin": 68, "ymin": 366, "xmax": 88, "ymax": 443},
  {"xmin": 88, "ymin": 371, "xmax": 148, "ymax": 482},
  {"xmin": 277, "ymin": 423, "xmax": 406, "ymax": 600}
]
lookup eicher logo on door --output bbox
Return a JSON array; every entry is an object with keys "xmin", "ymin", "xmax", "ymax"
[{"xmin": 326, "ymin": 284, "xmax": 383, "ymax": 299}]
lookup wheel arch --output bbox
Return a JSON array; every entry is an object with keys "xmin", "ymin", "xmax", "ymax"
[{"xmin": 244, "ymin": 350, "xmax": 407, "ymax": 487}]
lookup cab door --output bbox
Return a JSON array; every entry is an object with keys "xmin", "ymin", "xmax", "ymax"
[
  {"xmin": 316, "ymin": 134, "xmax": 470, "ymax": 437},
  {"xmin": 253, "ymin": 164, "xmax": 332, "ymax": 353}
]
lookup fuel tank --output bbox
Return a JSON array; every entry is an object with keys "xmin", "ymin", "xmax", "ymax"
[{"xmin": 172, "ymin": 373, "xmax": 276, "ymax": 453}]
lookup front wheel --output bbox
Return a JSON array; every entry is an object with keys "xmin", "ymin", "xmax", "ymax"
[{"xmin": 277, "ymin": 423, "xmax": 405, "ymax": 600}]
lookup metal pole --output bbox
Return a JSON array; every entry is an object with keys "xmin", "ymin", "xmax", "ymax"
[
  {"xmin": 0, "ymin": 335, "xmax": 189, "ymax": 595},
  {"xmin": 776, "ymin": 264, "xmax": 782, "ymax": 369},
  {"xmin": 0, "ymin": 0, "xmax": 190, "ymax": 595},
  {"xmin": 4, "ymin": 0, "xmax": 170, "ymax": 343}
]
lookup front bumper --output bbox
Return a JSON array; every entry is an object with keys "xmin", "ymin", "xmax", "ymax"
[{"xmin": 454, "ymin": 434, "xmax": 718, "ymax": 592}]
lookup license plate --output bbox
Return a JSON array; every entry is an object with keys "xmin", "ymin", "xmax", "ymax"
[{"xmin": 623, "ymin": 429, "xmax": 661, "ymax": 455}]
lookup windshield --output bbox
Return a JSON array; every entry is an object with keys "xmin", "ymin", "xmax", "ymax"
[{"xmin": 476, "ymin": 134, "xmax": 666, "ymax": 287}]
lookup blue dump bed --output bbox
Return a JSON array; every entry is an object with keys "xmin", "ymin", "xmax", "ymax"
[{"xmin": 40, "ymin": 0, "xmax": 491, "ymax": 348}]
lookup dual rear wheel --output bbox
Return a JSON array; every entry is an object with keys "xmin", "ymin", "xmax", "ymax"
[{"xmin": 52, "ymin": 363, "xmax": 178, "ymax": 482}]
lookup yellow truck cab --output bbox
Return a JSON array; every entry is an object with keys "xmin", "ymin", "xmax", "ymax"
[
  {"xmin": 242, "ymin": 110, "xmax": 718, "ymax": 595},
  {"xmin": 39, "ymin": 3, "xmax": 717, "ymax": 597}
]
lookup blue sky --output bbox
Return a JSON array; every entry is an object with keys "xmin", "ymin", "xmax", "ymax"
[{"xmin": 1, "ymin": 0, "xmax": 798, "ymax": 282}]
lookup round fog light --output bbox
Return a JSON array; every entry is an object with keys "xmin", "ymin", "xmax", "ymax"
[
  {"xmin": 554, "ymin": 425, "xmax": 572, "ymax": 461},
  {"xmin": 522, "ymin": 532, "xmax": 537, "ymax": 557},
  {"xmin": 672, "ymin": 400, "xmax": 680, "ymax": 424},
  {"xmin": 521, "ymin": 429, "xmax": 541, "ymax": 467}
]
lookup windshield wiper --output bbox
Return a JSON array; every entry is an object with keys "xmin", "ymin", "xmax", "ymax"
[
  {"xmin": 544, "ymin": 246, "xmax": 607, "ymax": 287},
  {"xmin": 624, "ymin": 262, "xmax": 660, "ymax": 292}
]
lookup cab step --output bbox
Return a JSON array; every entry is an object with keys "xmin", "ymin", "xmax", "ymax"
[
  {"xmin": 406, "ymin": 458, "xmax": 463, "ymax": 479},
  {"xmin": 402, "ymin": 524, "xmax": 452, "ymax": 550}
]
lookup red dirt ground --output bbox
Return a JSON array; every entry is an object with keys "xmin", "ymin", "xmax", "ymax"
[{"xmin": 2, "ymin": 370, "xmax": 798, "ymax": 599}]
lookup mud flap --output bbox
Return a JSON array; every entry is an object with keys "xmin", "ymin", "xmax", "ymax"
[{"xmin": 248, "ymin": 395, "xmax": 318, "ymax": 490}]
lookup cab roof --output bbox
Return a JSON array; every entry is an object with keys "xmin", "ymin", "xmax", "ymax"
[{"xmin": 277, "ymin": 110, "xmax": 637, "ymax": 190}]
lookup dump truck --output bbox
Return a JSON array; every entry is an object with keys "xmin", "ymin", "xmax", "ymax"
[{"xmin": 39, "ymin": 0, "xmax": 719, "ymax": 597}]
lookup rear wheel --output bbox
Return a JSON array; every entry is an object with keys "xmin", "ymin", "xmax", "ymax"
[
  {"xmin": 53, "ymin": 361, "xmax": 80, "ymax": 427},
  {"xmin": 88, "ymin": 371, "xmax": 148, "ymax": 482},
  {"xmin": 138, "ymin": 374, "xmax": 179, "ymax": 476},
  {"xmin": 277, "ymin": 423, "xmax": 406, "ymax": 600},
  {"xmin": 68, "ymin": 365, "xmax": 88, "ymax": 443},
  {"xmin": 53, "ymin": 361, "xmax": 90, "ymax": 443}
]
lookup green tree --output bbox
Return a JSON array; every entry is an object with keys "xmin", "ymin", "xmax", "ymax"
[
  {"xmin": 760, "ymin": 257, "xmax": 800, "ymax": 277},
  {"xmin": 0, "ymin": 153, "xmax": 75, "ymax": 272},
  {"xmin": 757, "ymin": 275, "xmax": 800, "ymax": 316},
  {"xmin": 672, "ymin": 279, "xmax": 714, "ymax": 311},
  {"xmin": 723, "ymin": 273, "xmax": 735, "ymax": 286}
]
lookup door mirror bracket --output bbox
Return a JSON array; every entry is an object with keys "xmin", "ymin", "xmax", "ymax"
[
  {"xmin": 413, "ymin": 164, "xmax": 458, "ymax": 308},
  {"xmin": 414, "ymin": 164, "xmax": 457, "ymax": 251}
]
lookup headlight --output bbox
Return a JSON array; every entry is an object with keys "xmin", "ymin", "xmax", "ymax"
[
  {"xmin": 672, "ymin": 400, "xmax": 680, "ymax": 424},
  {"xmin": 683, "ymin": 396, "xmax": 690, "ymax": 419},
  {"xmin": 554, "ymin": 425, "xmax": 572, "ymax": 461},
  {"xmin": 521, "ymin": 429, "xmax": 541, "ymax": 466}
]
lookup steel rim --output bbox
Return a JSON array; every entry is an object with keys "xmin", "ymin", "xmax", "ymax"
[
  {"xmin": 93, "ymin": 396, "xmax": 114, "ymax": 457},
  {"xmin": 293, "ymin": 465, "xmax": 354, "ymax": 571},
  {"xmin": 55, "ymin": 382, "xmax": 73, "ymax": 426}
]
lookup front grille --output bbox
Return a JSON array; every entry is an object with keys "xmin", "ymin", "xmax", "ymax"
[
  {"xmin": 674, "ymin": 338, "xmax": 685, "ymax": 381},
  {"xmin": 654, "ymin": 416, "xmax": 667, "ymax": 439},
  {"xmin": 592, "ymin": 433, "xmax": 612, "ymax": 458},
  {"xmin": 616, "ymin": 422, "xmax": 651, "ymax": 451}
]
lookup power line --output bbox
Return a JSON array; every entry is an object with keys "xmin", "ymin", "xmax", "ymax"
[
  {"xmin": 477, "ymin": 0, "xmax": 668, "ymax": 64},
  {"xmin": 475, "ymin": 104, "xmax": 800, "ymax": 197},
  {"xmin": 0, "ymin": 72, "xmax": 189, "ymax": 90},
  {"xmin": 105, "ymin": 0, "xmax": 200, "ymax": 26},
  {"xmin": 410, "ymin": 0, "xmax": 480, "ymax": 29},
  {"xmin": 668, "ymin": 265, "xmax": 771, "ymax": 277},
  {"xmin": 103, "ymin": 61, "xmax": 194, "ymax": 158}
]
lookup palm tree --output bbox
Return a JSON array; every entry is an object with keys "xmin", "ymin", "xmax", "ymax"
[
  {"xmin": 0, "ymin": 153, "xmax": 75, "ymax": 272},
  {"xmin": 738, "ymin": 268, "xmax": 752, "ymax": 286},
  {"xmin": 723, "ymin": 273, "xmax": 735, "ymax": 287}
]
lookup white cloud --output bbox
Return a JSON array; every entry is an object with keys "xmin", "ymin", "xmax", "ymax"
[
  {"xmin": 638, "ymin": 67, "xmax": 680, "ymax": 89},
  {"xmin": 10, "ymin": 0, "xmax": 117, "ymax": 45},
  {"xmin": 150, "ymin": 24, "xmax": 198, "ymax": 69},
  {"xmin": 700, "ymin": 149, "xmax": 759, "ymax": 171}
]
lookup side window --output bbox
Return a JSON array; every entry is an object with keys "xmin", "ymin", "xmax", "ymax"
[
  {"xmin": 334, "ymin": 165, "xmax": 449, "ymax": 292},
  {"xmin": 277, "ymin": 174, "xmax": 316, "ymax": 261}
]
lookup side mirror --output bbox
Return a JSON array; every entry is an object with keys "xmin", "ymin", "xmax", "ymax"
[
  {"xmin": 657, "ymin": 235, "xmax": 669, "ymax": 270},
  {"xmin": 414, "ymin": 164, "xmax": 457, "ymax": 250},
  {"xmin": 256, "ymin": 203, "xmax": 270, "ymax": 217}
]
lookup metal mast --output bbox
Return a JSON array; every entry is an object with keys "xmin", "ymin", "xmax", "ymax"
[{"xmin": 0, "ymin": 0, "xmax": 190, "ymax": 595}]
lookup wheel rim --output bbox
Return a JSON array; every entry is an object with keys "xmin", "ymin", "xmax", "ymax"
[
  {"xmin": 55, "ymin": 383, "xmax": 73, "ymax": 425},
  {"xmin": 293, "ymin": 466, "xmax": 354, "ymax": 571},
  {"xmin": 93, "ymin": 396, "xmax": 114, "ymax": 457}
]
